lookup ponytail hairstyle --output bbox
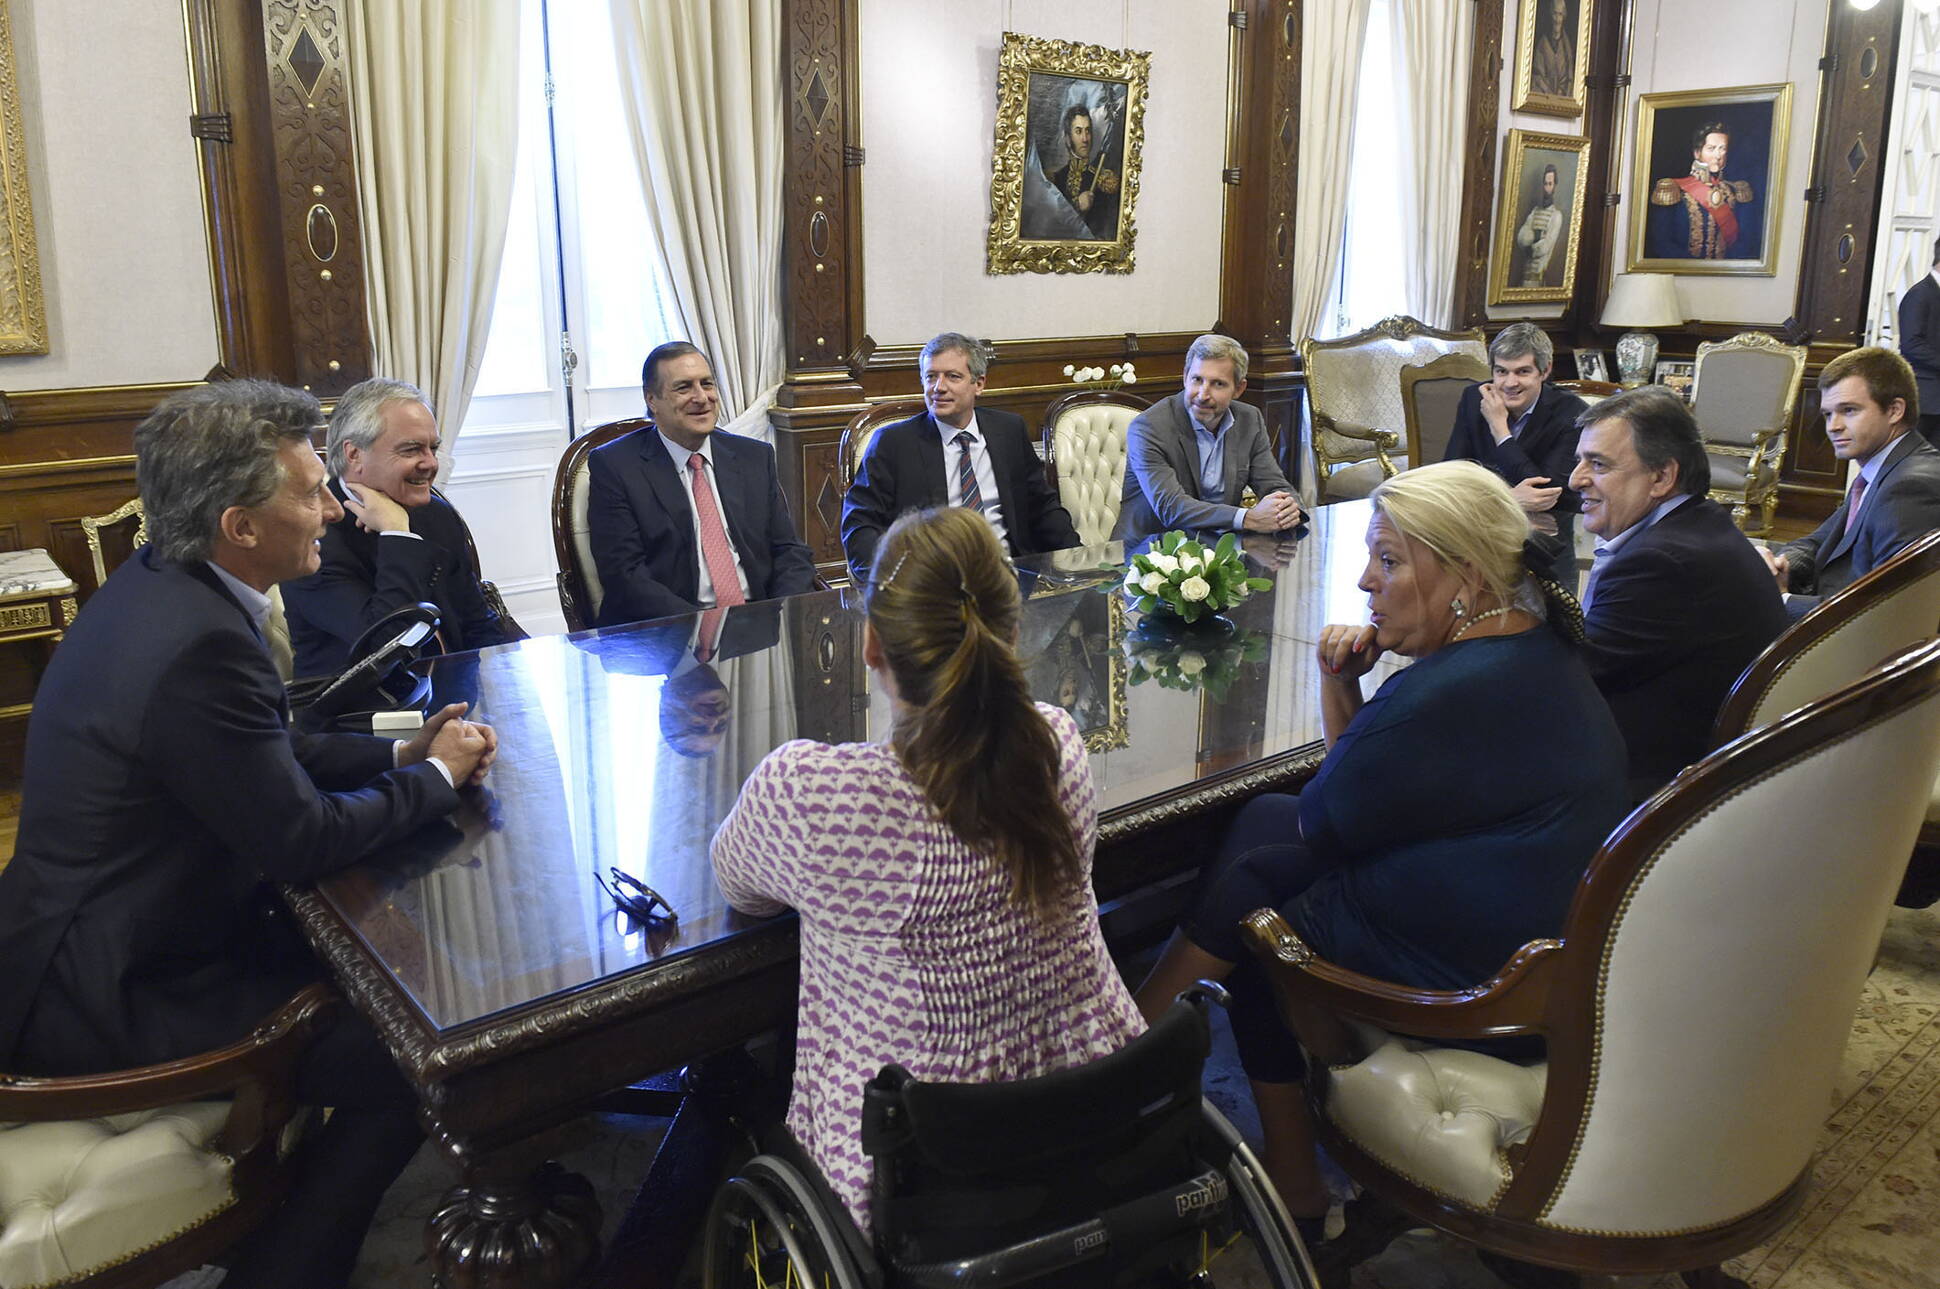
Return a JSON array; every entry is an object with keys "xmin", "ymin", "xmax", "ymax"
[{"xmin": 865, "ymin": 507, "xmax": 1082, "ymax": 916}]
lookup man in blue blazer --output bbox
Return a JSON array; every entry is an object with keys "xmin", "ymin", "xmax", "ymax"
[
  {"xmin": 842, "ymin": 331, "xmax": 1080, "ymax": 579},
  {"xmin": 1770, "ymin": 347, "xmax": 1940, "ymax": 618},
  {"xmin": 1117, "ymin": 333, "xmax": 1302, "ymax": 540},
  {"xmin": 1444, "ymin": 322, "xmax": 1590, "ymax": 590},
  {"xmin": 0, "ymin": 381, "xmax": 497, "ymax": 1289},
  {"xmin": 1571, "ymin": 386, "xmax": 1788, "ymax": 799},
  {"xmin": 1895, "ymin": 237, "xmax": 1940, "ymax": 448},
  {"xmin": 588, "ymin": 342, "xmax": 817, "ymax": 627}
]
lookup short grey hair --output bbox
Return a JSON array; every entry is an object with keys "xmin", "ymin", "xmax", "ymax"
[
  {"xmin": 1489, "ymin": 322, "xmax": 1554, "ymax": 373},
  {"xmin": 1185, "ymin": 333, "xmax": 1249, "ymax": 383},
  {"xmin": 921, "ymin": 332, "xmax": 988, "ymax": 380},
  {"xmin": 327, "ymin": 377, "xmax": 431, "ymax": 476},
  {"xmin": 135, "ymin": 380, "xmax": 322, "ymax": 564},
  {"xmin": 1577, "ymin": 385, "xmax": 1711, "ymax": 497}
]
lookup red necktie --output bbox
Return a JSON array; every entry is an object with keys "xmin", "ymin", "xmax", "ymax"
[
  {"xmin": 695, "ymin": 606, "xmax": 725, "ymax": 663},
  {"xmin": 1843, "ymin": 473, "xmax": 1868, "ymax": 535},
  {"xmin": 688, "ymin": 451, "xmax": 746, "ymax": 607}
]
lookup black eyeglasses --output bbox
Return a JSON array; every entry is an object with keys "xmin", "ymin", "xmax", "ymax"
[{"xmin": 596, "ymin": 867, "xmax": 678, "ymax": 926}]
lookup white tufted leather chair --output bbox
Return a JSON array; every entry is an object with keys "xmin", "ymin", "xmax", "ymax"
[
  {"xmin": 1243, "ymin": 637, "xmax": 1940, "ymax": 1284},
  {"xmin": 0, "ymin": 986, "xmax": 333, "ymax": 1288},
  {"xmin": 1041, "ymin": 390, "xmax": 1148, "ymax": 547},
  {"xmin": 1691, "ymin": 333, "xmax": 1807, "ymax": 536},
  {"xmin": 551, "ymin": 418, "xmax": 647, "ymax": 631}
]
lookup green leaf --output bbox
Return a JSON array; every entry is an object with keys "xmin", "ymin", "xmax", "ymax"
[
  {"xmin": 1245, "ymin": 577, "xmax": 1272, "ymax": 591},
  {"xmin": 1214, "ymin": 531, "xmax": 1238, "ymax": 561}
]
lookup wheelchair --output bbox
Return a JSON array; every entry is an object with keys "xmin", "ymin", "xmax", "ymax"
[{"xmin": 701, "ymin": 986, "xmax": 1318, "ymax": 1288}]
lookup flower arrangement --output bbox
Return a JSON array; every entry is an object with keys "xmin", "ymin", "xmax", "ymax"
[
  {"xmin": 1122, "ymin": 531, "xmax": 1271, "ymax": 623},
  {"xmin": 1125, "ymin": 628, "xmax": 1268, "ymax": 703},
  {"xmin": 1063, "ymin": 361, "xmax": 1137, "ymax": 388}
]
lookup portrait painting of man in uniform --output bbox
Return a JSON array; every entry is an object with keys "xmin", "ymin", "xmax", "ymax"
[
  {"xmin": 1489, "ymin": 130, "xmax": 1591, "ymax": 306},
  {"xmin": 1627, "ymin": 84, "xmax": 1792, "ymax": 277},
  {"xmin": 987, "ymin": 32, "xmax": 1150, "ymax": 275},
  {"xmin": 1512, "ymin": 0, "xmax": 1593, "ymax": 117}
]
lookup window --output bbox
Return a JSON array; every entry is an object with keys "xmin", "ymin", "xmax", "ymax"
[{"xmin": 1327, "ymin": 0, "xmax": 1405, "ymax": 338}]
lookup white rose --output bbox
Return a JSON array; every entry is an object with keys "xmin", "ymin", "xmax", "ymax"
[
  {"xmin": 1178, "ymin": 554, "xmax": 1202, "ymax": 574},
  {"xmin": 1140, "ymin": 571, "xmax": 1168, "ymax": 595},
  {"xmin": 1149, "ymin": 553, "xmax": 1179, "ymax": 574},
  {"xmin": 1179, "ymin": 575, "xmax": 1211, "ymax": 602},
  {"xmin": 1177, "ymin": 651, "xmax": 1207, "ymax": 676},
  {"xmin": 1124, "ymin": 565, "xmax": 1143, "ymax": 589}
]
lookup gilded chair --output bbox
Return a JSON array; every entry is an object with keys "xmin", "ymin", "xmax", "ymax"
[
  {"xmin": 1398, "ymin": 352, "xmax": 1489, "ymax": 471},
  {"xmin": 837, "ymin": 398, "xmax": 927, "ymax": 491},
  {"xmin": 1300, "ymin": 317, "xmax": 1486, "ymax": 502},
  {"xmin": 1040, "ymin": 389, "xmax": 1149, "ymax": 547},
  {"xmin": 1242, "ymin": 637, "xmax": 1940, "ymax": 1287},
  {"xmin": 1690, "ymin": 332, "xmax": 1807, "ymax": 536},
  {"xmin": 550, "ymin": 418, "xmax": 649, "ymax": 632},
  {"xmin": 0, "ymin": 985, "xmax": 335, "ymax": 1289}
]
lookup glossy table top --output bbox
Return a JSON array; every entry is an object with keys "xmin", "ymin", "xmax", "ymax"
[{"xmin": 309, "ymin": 499, "xmax": 1402, "ymax": 1042}]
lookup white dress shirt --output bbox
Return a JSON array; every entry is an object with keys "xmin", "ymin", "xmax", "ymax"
[
  {"xmin": 937, "ymin": 413, "xmax": 1011, "ymax": 549},
  {"xmin": 660, "ymin": 429, "xmax": 751, "ymax": 607}
]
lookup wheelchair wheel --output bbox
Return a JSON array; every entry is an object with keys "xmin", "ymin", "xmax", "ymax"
[
  {"xmin": 1186, "ymin": 1102, "xmax": 1322, "ymax": 1289},
  {"xmin": 702, "ymin": 1153, "xmax": 869, "ymax": 1289}
]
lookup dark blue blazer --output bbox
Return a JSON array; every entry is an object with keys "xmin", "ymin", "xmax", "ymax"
[
  {"xmin": 1778, "ymin": 433, "xmax": 1940, "ymax": 617},
  {"xmin": 1443, "ymin": 381, "xmax": 1590, "ymax": 513},
  {"xmin": 0, "ymin": 551, "xmax": 458, "ymax": 1073},
  {"xmin": 840, "ymin": 407, "xmax": 1079, "ymax": 578},
  {"xmin": 283, "ymin": 480, "xmax": 513, "ymax": 678},
  {"xmin": 1898, "ymin": 273, "xmax": 1940, "ymax": 416},
  {"xmin": 587, "ymin": 427, "xmax": 816, "ymax": 628},
  {"xmin": 1581, "ymin": 497, "xmax": 1789, "ymax": 799}
]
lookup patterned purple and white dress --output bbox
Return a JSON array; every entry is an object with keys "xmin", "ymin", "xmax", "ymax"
[{"xmin": 711, "ymin": 703, "xmax": 1147, "ymax": 1232}]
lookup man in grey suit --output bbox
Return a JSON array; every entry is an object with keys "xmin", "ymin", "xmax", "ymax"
[
  {"xmin": 1117, "ymin": 334, "xmax": 1303, "ymax": 540},
  {"xmin": 1765, "ymin": 346, "xmax": 1940, "ymax": 617}
]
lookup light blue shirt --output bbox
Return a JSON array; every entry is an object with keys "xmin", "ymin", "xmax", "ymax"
[
  {"xmin": 1191, "ymin": 409, "xmax": 1246, "ymax": 530},
  {"xmin": 1581, "ymin": 493, "xmax": 1693, "ymax": 613},
  {"xmin": 205, "ymin": 560, "xmax": 272, "ymax": 638}
]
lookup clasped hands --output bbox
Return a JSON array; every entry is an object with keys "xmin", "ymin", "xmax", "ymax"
[
  {"xmin": 400, "ymin": 701, "xmax": 498, "ymax": 787},
  {"xmin": 1243, "ymin": 490, "xmax": 1304, "ymax": 533}
]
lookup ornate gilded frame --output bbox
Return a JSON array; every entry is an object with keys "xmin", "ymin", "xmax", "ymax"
[
  {"xmin": 1025, "ymin": 575, "xmax": 1129, "ymax": 753},
  {"xmin": 0, "ymin": 0, "xmax": 46, "ymax": 354},
  {"xmin": 986, "ymin": 31, "xmax": 1149, "ymax": 276},
  {"xmin": 1626, "ymin": 83, "xmax": 1793, "ymax": 277},
  {"xmin": 1488, "ymin": 129, "xmax": 1591, "ymax": 306},
  {"xmin": 1512, "ymin": 0, "xmax": 1593, "ymax": 118}
]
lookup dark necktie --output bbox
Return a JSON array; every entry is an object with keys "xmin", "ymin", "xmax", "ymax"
[
  {"xmin": 954, "ymin": 431, "xmax": 984, "ymax": 513},
  {"xmin": 1843, "ymin": 473, "xmax": 1869, "ymax": 535}
]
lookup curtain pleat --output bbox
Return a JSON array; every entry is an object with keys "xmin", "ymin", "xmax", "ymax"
[
  {"xmin": 1394, "ymin": 0, "xmax": 1473, "ymax": 329},
  {"xmin": 1289, "ymin": 0, "xmax": 1374, "ymax": 345}
]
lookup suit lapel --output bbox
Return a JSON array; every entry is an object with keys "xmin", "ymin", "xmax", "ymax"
[
  {"xmin": 1825, "ymin": 433, "xmax": 1918, "ymax": 565},
  {"xmin": 1173, "ymin": 396, "xmax": 1208, "ymax": 500},
  {"xmin": 640, "ymin": 431, "xmax": 697, "ymax": 556},
  {"xmin": 918, "ymin": 414, "xmax": 950, "ymax": 507},
  {"xmin": 711, "ymin": 435, "xmax": 759, "ymax": 570},
  {"xmin": 981, "ymin": 413, "xmax": 1027, "ymax": 550}
]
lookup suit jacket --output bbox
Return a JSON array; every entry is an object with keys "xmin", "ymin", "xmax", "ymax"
[
  {"xmin": 1116, "ymin": 393, "xmax": 1292, "ymax": 538},
  {"xmin": 283, "ymin": 480, "xmax": 511, "ymax": 678},
  {"xmin": 1581, "ymin": 497, "xmax": 1789, "ymax": 800},
  {"xmin": 1443, "ymin": 382, "xmax": 1590, "ymax": 513},
  {"xmin": 841, "ymin": 407, "xmax": 1080, "ymax": 578},
  {"xmin": 1898, "ymin": 274, "xmax": 1940, "ymax": 415},
  {"xmin": 587, "ymin": 427, "xmax": 817, "ymax": 628},
  {"xmin": 1778, "ymin": 432, "xmax": 1940, "ymax": 617},
  {"xmin": 0, "ymin": 551, "xmax": 459, "ymax": 1073}
]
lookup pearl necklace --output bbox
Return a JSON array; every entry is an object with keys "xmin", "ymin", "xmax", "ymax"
[{"xmin": 1450, "ymin": 605, "xmax": 1515, "ymax": 642}]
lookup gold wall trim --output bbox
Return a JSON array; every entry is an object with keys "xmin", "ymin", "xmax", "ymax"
[
  {"xmin": 0, "ymin": 453, "xmax": 138, "ymax": 479},
  {"xmin": 0, "ymin": 0, "xmax": 46, "ymax": 354}
]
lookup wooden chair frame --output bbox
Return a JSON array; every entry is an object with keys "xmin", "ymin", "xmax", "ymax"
[
  {"xmin": 836, "ymin": 398, "xmax": 927, "ymax": 493},
  {"xmin": 1298, "ymin": 315, "xmax": 1486, "ymax": 497},
  {"xmin": 1397, "ymin": 352, "xmax": 1489, "ymax": 472},
  {"xmin": 549, "ymin": 418, "xmax": 648, "ymax": 632},
  {"xmin": 79, "ymin": 497, "xmax": 147, "ymax": 591},
  {"xmin": 1691, "ymin": 332, "xmax": 1807, "ymax": 536},
  {"xmin": 1242, "ymin": 639, "xmax": 1940, "ymax": 1279}
]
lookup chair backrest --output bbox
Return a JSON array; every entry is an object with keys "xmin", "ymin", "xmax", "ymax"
[
  {"xmin": 1398, "ymin": 352, "xmax": 1489, "ymax": 470},
  {"xmin": 1042, "ymin": 389, "xmax": 1148, "ymax": 546},
  {"xmin": 551, "ymin": 418, "xmax": 648, "ymax": 632},
  {"xmin": 78, "ymin": 496, "xmax": 147, "ymax": 592},
  {"xmin": 1552, "ymin": 378, "xmax": 1619, "ymax": 408},
  {"xmin": 838, "ymin": 398, "xmax": 927, "ymax": 491},
  {"xmin": 1691, "ymin": 333, "xmax": 1806, "ymax": 529},
  {"xmin": 1301, "ymin": 316, "xmax": 1486, "ymax": 488},
  {"xmin": 1712, "ymin": 528, "xmax": 1940, "ymax": 745},
  {"xmin": 1503, "ymin": 638, "xmax": 1940, "ymax": 1234}
]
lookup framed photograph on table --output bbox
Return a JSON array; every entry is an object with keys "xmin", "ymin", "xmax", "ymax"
[
  {"xmin": 1573, "ymin": 348, "xmax": 1609, "ymax": 382},
  {"xmin": 1627, "ymin": 83, "xmax": 1792, "ymax": 276},
  {"xmin": 1512, "ymin": 0, "xmax": 1594, "ymax": 117},
  {"xmin": 1653, "ymin": 359, "xmax": 1697, "ymax": 400},
  {"xmin": 1488, "ymin": 130, "xmax": 1591, "ymax": 306}
]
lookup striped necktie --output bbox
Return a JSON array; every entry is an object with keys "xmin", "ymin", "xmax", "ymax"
[{"xmin": 954, "ymin": 431, "xmax": 985, "ymax": 513}]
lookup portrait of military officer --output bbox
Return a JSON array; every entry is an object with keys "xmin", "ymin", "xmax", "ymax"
[
  {"xmin": 1515, "ymin": 163, "xmax": 1566, "ymax": 288},
  {"xmin": 1529, "ymin": 0, "xmax": 1575, "ymax": 98},
  {"xmin": 1041, "ymin": 103, "xmax": 1121, "ymax": 240},
  {"xmin": 1649, "ymin": 119, "xmax": 1758, "ymax": 262}
]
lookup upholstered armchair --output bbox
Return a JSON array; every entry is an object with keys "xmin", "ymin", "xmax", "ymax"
[
  {"xmin": 1242, "ymin": 637, "xmax": 1940, "ymax": 1286},
  {"xmin": 0, "ymin": 985, "xmax": 335, "ymax": 1289},
  {"xmin": 1041, "ymin": 389, "xmax": 1149, "ymax": 547},
  {"xmin": 550, "ymin": 418, "xmax": 646, "ymax": 631},
  {"xmin": 1300, "ymin": 317, "xmax": 1486, "ymax": 502},
  {"xmin": 1690, "ymin": 332, "xmax": 1806, "ymax": 536},
  {"xmin": 1398, "ymin": 352, "xmax": 1489, "ymax": 470}
]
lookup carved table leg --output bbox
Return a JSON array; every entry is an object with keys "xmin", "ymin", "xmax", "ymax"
[{"xmin": 428, "ymin": 1154, "xmax": 601, "ymax": 1289}]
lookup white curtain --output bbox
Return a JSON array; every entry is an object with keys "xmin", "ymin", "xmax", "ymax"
[
  {"xmin": 346, "ymin": 0, "xmax": 521, "ymax": 475},
  {"xmin": 609, "ymin": 0, "xmax": 786, "ymax": 442},
  {"xmin": 1393, "ymin": 0, "xmax": 1473, "ymax": 329},
  {"xmin": 1289, "ymin": 0, "xmax": 1374, "ymax": 345}
]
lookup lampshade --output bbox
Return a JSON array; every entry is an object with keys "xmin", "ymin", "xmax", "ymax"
[{"xmin": 1601, "ymin": 273, "xmax": 1683, "ymax": 329}]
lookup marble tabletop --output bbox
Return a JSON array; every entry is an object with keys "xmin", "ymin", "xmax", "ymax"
[{"xmin": 0, "ymin": 549, "xmax": 76, "ymax": 599}]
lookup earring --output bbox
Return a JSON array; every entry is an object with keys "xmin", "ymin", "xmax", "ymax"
[{"xmin": 1450, "ymin": 596, "xmax": 1467, "ymax": 616}]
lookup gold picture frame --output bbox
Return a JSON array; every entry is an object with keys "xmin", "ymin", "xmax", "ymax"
[
  {"xmin": 1626, "ymin": 83, "xmax": 1793, "ymax": 277},
  {"xmin": 1512, "ymin": 0, "xmax": 1593, "ymax": 117},
  {"xmin": 0, "ymin": 0, "xmax": 46, "ymax": 354},
  {"xmin": 986, "ymin": 31, "xmax": 1149, "ymax": 276},
  {"xmin": 1019, "ymin": 574, "xmax": 1129, "ymax": 754},
  {"xmin": 1489, "ymin": 129, "xmax": 1591, "ymax": 306}
]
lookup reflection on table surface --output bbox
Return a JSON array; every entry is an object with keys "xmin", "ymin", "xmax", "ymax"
[{"xmin": 313, "ymin": 499, "xmax": 1401, "ymax": 1037}]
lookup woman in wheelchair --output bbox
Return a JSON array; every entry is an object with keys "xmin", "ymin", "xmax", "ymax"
[
  {"xmin": 1135, "ymin": 461, "xmax": 1630, "ymax": 1230},
  {"xmin": 712, "ymin": 505, "xmax": 1146, "ymax": 1234}
]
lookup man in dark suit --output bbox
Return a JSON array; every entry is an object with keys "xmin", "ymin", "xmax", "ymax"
[
  {"xmin": 1769, "ymin": 346, "xmax": 1940, "ymax": 617},
  {"xmin": 0, "ymin": 381, "xmax": 497, "ymax": 1289},
  {"xmin": 842, "ymin": 331, "xmax": 1080, "ymax": 579},
  {"xmin": 1117, "ymin": 333, "xmax": 1302, "ymax": 540},
  {"xmin": 1570, "ymin": 385, "xmax": 1788, "ymax": 799},
  {"xmin": 588, "ymin": 342, "xmax": 817, "ymax": 628},
  {"xmin": 283, "ymin": 378, "xmax": 518, "ymax": 677},
  {"xmin": 1895, "ymin": 236, "xmax": 1940, "ymax": 448},
  {"xmin": 1444, "ymin": 322, "xmax": 1589, "ymax": 590}
]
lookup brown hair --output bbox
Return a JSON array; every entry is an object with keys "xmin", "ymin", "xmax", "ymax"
[
  {"xmin": 865, "ymin": 507, "xmax": 1080, "ymax": 915},
  {"xmin": 1818, "ymin": 346, "xmax": 1919, "ymax": 425}
]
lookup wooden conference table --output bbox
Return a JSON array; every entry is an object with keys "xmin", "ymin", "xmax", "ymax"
[{"xmin": 284, "ymin": 499, "xmax": 1399, "ymax": 1288}]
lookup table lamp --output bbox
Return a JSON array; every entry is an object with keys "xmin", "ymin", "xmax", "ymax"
[{"xmin": 1600, "ymin": 273, "xmax": 1683, "ymax": 387}]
